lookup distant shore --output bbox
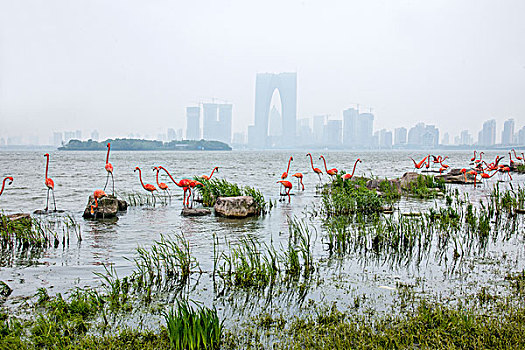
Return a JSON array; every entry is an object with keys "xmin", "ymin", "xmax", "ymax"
[{"xmin": 57, "ymin": 138, "xmax": 232, "ymax": 151}]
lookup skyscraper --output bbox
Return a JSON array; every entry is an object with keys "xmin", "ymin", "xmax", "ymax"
[
  {"xmin": 218, "ymin": 104, "xmax": 233, "ymax": 144},
  {"xmin": 186, "ymin": 106, "xmax": 201, "ymax": 140},
  {"xmin": 479, "ymin": 119, "xmax": 496, "ymax": 146},
  {"xmin": 202, "ymin": 103, "xmax": 219, "ymax": 140},
  {"xmin": 342, "ymin": 108, "xmax": 359, "ymax": 147},
  {"xmin": 357, "ymin": 112, "xmax": 374, "ymax": 147},
  {"xmin": 502, "ymin": 118, "xmax": 515, "ymax": 145},
  {"xmin": 394, "ymin": 127, "xmax": 407, "ymax": 146},
  {"xmin": 323, "ymin": 120, "xmax": 342, "ymax": 146},
  {"xmin": 313, "ymin": 115, "xmax": 325, "ymax": 145}
]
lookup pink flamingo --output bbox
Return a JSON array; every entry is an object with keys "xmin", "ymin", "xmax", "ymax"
[
  {"xmin": 501, "ymin": 166, "xmax": 513, "ymax": 181},
  {"xmin": 134, "ymin": 167, "xmax": 157, "ymax": 205},
  {"xmin": 158, "ymin": 166, "xmax": 192, "ymax": 207},
  {"xmin": 410, "ymin": 156, "xmax": 428, "ymax": 171},
  {"xmin": 277, "ymin": 180, "xmax": 292, "ymax": 203},
  {"xmin": 319, "ymin": 155, "xmax": 338, "ymax": 178},
  {"xmin": 460, "ymin": 168, "xmax": 467, "ymax": 183},
  {"xmin": 281, "ymin": 157, "xmax": 293, "ymax": 179},
  {"xmin": 467, "ymin": 170, "xmax": 478, "ymax": 187},
  {"xmin": 201, "ymin": 167, "xmax": 219, "ymax": 181},
  {"xmin": 0, "ymin": 176, "xmax": 13, "ymax": 197},
  {"xmin": 188, "ymin": 179, "xmax": 204, "ymax": 208},
  {"xmin": 44, "ymin": 153, "xmax": 56, "ymax": 211},
  {"xmin": 90, "ymin": 189, "xmax": 107, "ymax": 215},
  {"xmin": 104, "ymin": 143, "xmax": 114, "ymax": 195},
  {"xmin": 291, "ymin": 173, "xmax": 304, "ymax": 191},
  {"xmin": 153, "ymin": 167, "xmax": 170, "ymax": 200},
  {"xmin": 306, "ymin": 153, "xmax": 323, "ymax": 182},
  {"xmin": 470, "ymin": 151, "xmax": 477, "ymax": 162},
  {"xmin": 512, "ymin": 149, "xmax": 523, "ymax": 161},
  {"xmin": 342, "ymin": 159, "xmax": 362, "ymax": 181},
  {"xmin": 509, "ymin": 152, "xmax": 515, "ymax": 167},
  {"xmin": 475, "ymin": 152, "xmax": 484, "ymax": 164}
]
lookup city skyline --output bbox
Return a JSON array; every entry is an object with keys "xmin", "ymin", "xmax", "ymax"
[{"xmin": 1, "ymin": 1, "xmax": 524, "ymax": 145}]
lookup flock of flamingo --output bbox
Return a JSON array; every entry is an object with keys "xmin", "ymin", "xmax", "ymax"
[{"xmin": 0, "ymin": 144, "xmax": 522, "ymax": 213}]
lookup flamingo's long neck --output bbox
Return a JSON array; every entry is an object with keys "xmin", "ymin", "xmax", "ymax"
[
  {"xmin": 321, "ymin": 156, "xmax": 329, "ymax": 172},
  {"xmin": 472, "ymin": 150, "xmax": 476, "ymax": 160},
  {"xmin": 155, "ymin": 169, "xmax": 161, "ymax": 187},
  {"xmin": 308, "ymin": 154, "xmax": 315, "ymax": 170},
  {"xmin": 0, "ymin": 179, "xmax": 6, "ymax": 196},
  {"xmin": 136, "ymin": 168, "xmax": 147, "ymax": 190},
  {"xmin": 159, "ymin": 166, "xmax": 182, "ymax": 186},
  {"xmin": 286, "ymin": 158, "xmax": 292, "ymax": 173},
  {"xmin": 45, "ymin": 155, "xmax": 49, "ymax": 179},
  {"xmin": 106, "ymin": 145, "xmax": 111, "ymax": 164},
  {"xmin": 209, "ymin": 167, "xmax": 217, "ymax": 179},
  {"xmin": 350, "ymin": 160, "xmax": 359, "ymax": 177}
]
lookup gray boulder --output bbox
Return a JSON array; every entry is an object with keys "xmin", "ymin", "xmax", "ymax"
[
  {"xmin": 214, "ymin": 196, "xmax": 260, "ymax": 218},
  {"xmin": 83, "ymin": 195, "xmax": 118, "ymax": 219},
  {"xmin": 399, "ymin": 172, "xmax": 421, "ymax": 190},
  {"xmin": 182, "ymin": 207, "xmax": 211, "ymax": 217}
]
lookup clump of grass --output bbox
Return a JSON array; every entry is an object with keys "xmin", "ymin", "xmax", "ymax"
[
  {"xmin": 322, "ymin": 176, "xmax": 384, "ymax": 216},
  {"xmin": 164, "ymin": 300, "xmax": 223, "ymax": 350},
  {"xmin": 403, "ymin": 174, "xmax": 446, "ymax": 199},
  {"xmin": 196, "ymin": 178, "xmax": 269, "ymax": 214},
  {"xmin": 124, "ymin": 191, "xmax": 155, "ymax": 206}
]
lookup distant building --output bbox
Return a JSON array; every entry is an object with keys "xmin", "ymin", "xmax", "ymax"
[
  {"xmin": 217, "ymin": 104, "xmax": 233, "ymax": 144},
  {"xmin": 0, "ymin": 138, "xmax": 5, "ymax": 146},
  {"xmin": 269, "ymin": 106, "xmax": 282, "ymax": 137},
  {"xmin": 91, "ymin": 130, "xmax": 99, "ymax": 141},
  {"xmin": 379, "ymin": 129, "xmax": 393, "ymax": 149},
  {"xmin": 232, "ymin": 132, "xmax": 245, "ymax": 145},
  {"xmin": 64, "ymin": 131, "xmax": 76, "ymax": 143},
  {"xmin": 167, "ymin": 128, "xmax": 176, "ymax": 141},
  {"xmin": 408, "ymin": 123, "xmax": 425, "ymax": 145},
  {"xmin": 502, "ymin": 118, "xmax": 515, "ymax": 145},
  {"xmin": 312, "ymin": 115, "xmax": 326, "ymax": 145},
  {"xmin": 460, "ymin": 130, "xmax": 473, "ymax": 145},
  {"xmin": 394, "ymin": 127, "xmax": 407, "ymax": 146},
  {"xmin": 441, "ymin": 132, "xmax": 449, "ymax": 145},
  {"xmin": 53, "ymin": 132, "xmax": 63, "ymax": 146},
  {"xmin": 342, "ymin": 108, "xmax": 359, "ymax": 147},
  {"xmin": 297, "ymin": 118, "xmax": 313, "ymax": 145},
  {"xmin": 323, "ymin": 120, "xmax": 342, "ymax": 146},
  {"xmin": 408, "ymin": 123, "xmax": 439, "ymax": 147},
  {"xmin": 357, "ymin": 112, "xmax": 374, "ymax": 147},
  {"xmin": 478, "ymin": 119, "xmax": 496, "ymax": 146},
  {"xmin": 518, "ymin": 126, "xmax": 525, "ymax": 145},
  {"xmin": 186, "ymin": 106, "xmax": 201, "ymax": 140},
  {"xmin": 202, "ymin": 103, "xmax": 219, "ymax": 140},
  {"xmin": 75, "ymin": 130, "xmax": 82, "ymax": 140}
]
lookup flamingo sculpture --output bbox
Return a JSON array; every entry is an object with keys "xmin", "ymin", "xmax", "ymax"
[
  {"xmin": 475, "ymin": 152, "xmax": 484, "ymax": 164},
  {"xmin": 134, "ymin": 167, "xmax": 157, "ymax": 205},
  {"xmin": 104, "ymin": 143, "xmax": 114, "ymax": 195},
  {"xmin": 470, "ymin": 151, "xmax": 477, "ymax": 162},
  {"xmin": 460, "ymin": 168, "xmax": 467, "ymax": 183},
  {"xmin": 501, "ymin": 166, "xmax": 513, "ymax": 181},
  {"xmin": 90, "ymin": 189, "xmax": 107, "ymax": 215},
  {"xmin": 158, "ymin": 166, "xmax": 192, "ymax": 207},
  {"xmin": 291, "ymin": 173, "xmax": 304, "ymax": 191},
  {"xmin": 188, "ymin": 179, "xmax": 204, "ymax": 208},
  {"xmin": 153, "ymin": 167, "xmax": 170, "ymax": 200},
  {"xmin": 0, "ymin": 177, "xmax": 13, "ymax": 197},
  {"xmin": 480, "ymin": 170, "xmax": 498, "ymax": 187},
  {"xmin": 319, "ymin": 155, "xmax": 338, "ymax": 178},
  {"xmin": 277, "ymin": 180, "xmax": 292, "ymax": 203},
  {"xmin": 44, "ymin": 153, "xmax": 56, "ymax": 211},
  {"xmin": 512, "ymin": 149, "xmax": 523, "ymax": 161},
  {"xmin": 306, "ymin": 153, "xmax": 323, "ymax": 182},
  {"xmin": 342, "ymin": 159, "xmax": 362, "ymax": 181},
  {"xmin": 201, "ymin": 167, "xmax": 219, "ymax": 181},
  {"xmin": 467, "ymin": 170, "xmax": 478, "ymax": 187},
  {"xmin": 509, "ymin": 152, "xmax": 515, "ymax": 167},
  {"xmin": 410, "ymin": 156, "xmax": 428, "ymax": 171},
  {"xmin": 281, "ymin": 157, "xmax": 293, "ymax": 179}
]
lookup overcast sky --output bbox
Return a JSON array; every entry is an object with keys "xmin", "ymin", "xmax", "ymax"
[{"xmin": 1, "ymin": 0, "xmax": 524, "ymax": 144}]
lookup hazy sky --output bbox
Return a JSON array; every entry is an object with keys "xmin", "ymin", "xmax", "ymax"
[{"xmin": 1, "ymin": 0, "xmax": 524, "ymax": 143}]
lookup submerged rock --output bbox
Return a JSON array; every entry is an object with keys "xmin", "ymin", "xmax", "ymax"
[
  {"xmin": 181, "ymin": 207, "xmax": 211, "ymax": 216},
  {"xmin": 214, "ymin": 196, "xmax": 259, "ymax": 218},
  {"xmin": 5, "ymin": 213, "xmax": 32, "ymax": 229},
  {"xmin": 0, "ymin": 281, "xmax": 12, "ymax": 303}
]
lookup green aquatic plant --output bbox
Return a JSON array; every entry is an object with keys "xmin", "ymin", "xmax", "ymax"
[
  {"xmin": 196, "ymin": 178, "xmax": 268, "ymax": 213},
  {"xmin": 164, "ymin": 300, "xmax": 223, "ymax": 350}
]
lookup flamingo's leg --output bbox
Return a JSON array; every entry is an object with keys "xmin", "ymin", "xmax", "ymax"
[
  {"xmin": 51, "ymin": 189, "xmax": 57, "ymax": 211},
  {"xmin": 110, "ymin": 172, "xmax": 115, "ymax": 196},
  {"xmin": 104, "ymin": 172, "xmax": 110, "ymax": 192},
  {"xmin": 45, "ymin": 188, "xmax": 50, "ymax": 211}
]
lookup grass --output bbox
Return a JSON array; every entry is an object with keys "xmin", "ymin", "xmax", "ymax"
[
  {"xmin": 403, "ymin": 174, "xmax": 446, "ymax": 199},
  {"xmin": 164, "ymin": 300, "xmax": 223, "ymax": 350},
  {"xmin": 196, "ymin": 178, "xmax": 268, "ymax": 214}
]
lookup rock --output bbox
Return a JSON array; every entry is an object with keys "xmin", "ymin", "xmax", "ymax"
[
  {"xmin": 83, "ymin": 195, "xmax": 119, "ymax": 219},
  {"xmin": 181, "ymin": 207, "xmax": 211, "ymax": 216},
  {"xmin": 214, "ymin": 196, "xmax": 260, "ymax": 218},
  {"xmin": 399, "ymin": 172, "xmax": 421, "ymax": 189},
  {"xmin": 0, "ymin": 281, "xmax": 12, "ymax": 303},
  {"xmin": 117, "ymin": 199, "xmax": 128, "ymax": 212},
  {"xmin": 366, "ymin": 178, "xmax": 402, "ymax": 195}
]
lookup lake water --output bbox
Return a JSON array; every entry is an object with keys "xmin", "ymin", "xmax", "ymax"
[{"xmin": 0, "ymin": 149, "xmax": 523, "ymax": 325}]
